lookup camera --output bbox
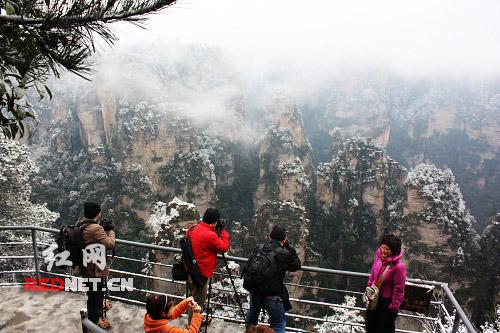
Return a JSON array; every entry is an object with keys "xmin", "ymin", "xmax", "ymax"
[
  {"xmin": 100, "ymin": 218, "xmax": 114, "ymax": 232},
  {"xmin": 214, "ymin": 218, "xmax": 226, "ymax": 234}
]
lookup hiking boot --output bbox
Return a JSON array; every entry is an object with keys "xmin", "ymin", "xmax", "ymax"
[
  {"xmin": 97, "ymin": 318, "xmax": 111, "ymax": 329},
  {"xmin": 201, "ymin": 316, "xmax": 212, "ymax": 326},
  {"xmin": 104, "ymin": 300, "xmax": 112, "ymax": 311}
]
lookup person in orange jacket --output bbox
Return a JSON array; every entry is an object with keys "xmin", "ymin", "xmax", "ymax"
[{"xmin": 144, "ymin": 295, "xmax": 203, "ymax": 333}]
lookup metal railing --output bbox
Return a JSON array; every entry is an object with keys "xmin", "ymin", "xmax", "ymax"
[
  {"xmin": 80, "ymin": 308, "xmax": 107, "ymax": 333},
  {"xmin": 0, "ymin": 225, "xmax": 477, "ymax": 332}
]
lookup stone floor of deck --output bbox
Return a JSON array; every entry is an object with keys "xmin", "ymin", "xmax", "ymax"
[{"xmin": 0, "ymin": 286, "xmax": 243, "ymax": 332}]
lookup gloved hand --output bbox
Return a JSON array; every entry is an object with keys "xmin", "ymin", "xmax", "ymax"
[
  {"xmin": 100, "ymin": 218, "xmax": 114, "ymax": 232},
  {"xmin": 284, "ymin": 240, "xmax": 292, "ymax": 251},
  {"xmin": 218, "ymin": 219, "xmax": 227, "ymax": 232}
]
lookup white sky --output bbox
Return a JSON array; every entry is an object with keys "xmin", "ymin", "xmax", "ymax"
[{"xmin": 112, "ymin": 0, "xmax": 500, "ymax": 77}]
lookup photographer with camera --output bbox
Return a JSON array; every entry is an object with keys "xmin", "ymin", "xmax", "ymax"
[
  {"xmin": 75, "ymin": 201, "xmax": 115, "ymax": 329},
  {"xmin": 186, "ymin": 207, "xmax": 229, "ymax": 325},
  {"xmin": 244, "ymin": 225, "xmax": 301, "ymax": 333}
]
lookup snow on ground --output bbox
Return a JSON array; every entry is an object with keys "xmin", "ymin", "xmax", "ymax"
[{"xmin": 0, "ymin": 286, "xmax": 243, "ymax": 332}]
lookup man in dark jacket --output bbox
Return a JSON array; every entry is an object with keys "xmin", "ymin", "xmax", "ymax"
[
  {"xmin": 76, "ymin": 201, "xmax": 115, "ymax": 328},
  {"xmin": 187, "ymin": 207, "xmax": 230, "ymax": 324},
  {"xmin": 244, "ymin": 225, "xmax": 301, "ymax": 333}
]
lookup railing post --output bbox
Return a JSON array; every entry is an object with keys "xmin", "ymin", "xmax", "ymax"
[
  {"xmin": 80, "ymin": 308, "xmax": 90, "ymax": 333},
  {"xmin": 434, "ymin": 298, "xmax": 444, "ymax": 333},
  {"xmin": 442, "ymin": 284, "xmax": 476, "ymax": 333},
  {"xmin": 31, "ymin": 229, "xmax": 41, "ymax": 281},
  {"xmin": 451, "ymin": 313, "xmax": 461, "ymax": 333}
]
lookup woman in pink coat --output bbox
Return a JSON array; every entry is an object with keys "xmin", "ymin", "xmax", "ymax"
[{"xmin": 365, "ymin": 234, "xmax": 407, "ymax": 333}]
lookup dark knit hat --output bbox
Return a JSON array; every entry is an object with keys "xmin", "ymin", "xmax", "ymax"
[
  {"xmin": 203, "ymin": 208, "xmax": 220, "ymax": 223},
  {"xmin": 270, "ymin": 225, "xmax": 286, "ymax": 241},
  {"xmin": 84, "ymin": 201, "xmax": 101, "ymax": 219}
]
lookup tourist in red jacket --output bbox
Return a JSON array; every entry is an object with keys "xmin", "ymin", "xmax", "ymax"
[
  {"xmin": 365, "ymin": 234, "xmax": 407, "ymax": 333},
  {"xmin": 186, "ymin": 207, "xmax": 229, "ymax": 323}
]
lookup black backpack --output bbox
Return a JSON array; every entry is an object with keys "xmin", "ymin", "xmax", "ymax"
[
  {"xmin": 242, "ymin": 243, "xmax": 279, "ymax": 294},
  {"xmin": 180, "ymin": 225, "xmax": 208, "ymax": 288},
  {"xmin": 57, "ymin": 221, "xmax": 94, "ymax": 268}
]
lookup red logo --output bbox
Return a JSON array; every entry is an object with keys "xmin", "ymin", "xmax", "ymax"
[{"xmin": 25, "ymin": 278, "xmax": 65, "ymax": 291}]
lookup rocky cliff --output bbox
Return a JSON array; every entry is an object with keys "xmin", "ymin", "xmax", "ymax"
[
  {"xmin": 302, "ymin": 76, "xmax": 500, "ymax": 229},
  {"xmin": 149, "ymin": 198, "xmax": 200, "ymax": 294},
  {"xmin": 254, "ymin": 96, "xmax": 313, "ymax": 208}
]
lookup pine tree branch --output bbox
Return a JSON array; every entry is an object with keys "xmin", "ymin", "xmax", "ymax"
[
  {"xmin": 0, "ymin": 0, "xmax": 176, "ymax": 26},
  {"xmin": 1, "ymin": 0, "xmax": 179, "ymax": 138}
]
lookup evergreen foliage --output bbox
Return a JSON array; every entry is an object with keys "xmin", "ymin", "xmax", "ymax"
[
  {"xmin": 0, "ymin": 133, "xmax": 58, "ymax": 276},
  {"xmin": 470, "ymin": 218, "xmax": 500, "ymax": 326},
  {"xmin": 405, "ymin": 163, "xmax": 474, "ymax": 232},
  {"xmin": 0, "ymin": 132, "xmax": 59, "ymax": 228},
  {"xmin": 0, "ymin": 0, "xmax": 177, "ymax": 138},
  {"xmin": 402, "ymin": 163, "xmax": 477, "ymax": 283},
  {"xmin": 315, "ymin": 295, "xmax": 364, "ymax": 333},
  {"xmin": 480, "ymin": 304, "xmax": 500, "ymax": 333}
]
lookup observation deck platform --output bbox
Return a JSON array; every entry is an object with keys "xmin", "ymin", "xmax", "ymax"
[
  {"xmin": 0, "ymin": 286, "xmax": 240, "ymax": 332},
  {"xmin": 0, "ymin": 225, "xmax": 476, "ymax": 333}
]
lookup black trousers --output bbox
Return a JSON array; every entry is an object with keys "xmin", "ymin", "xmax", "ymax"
[
  {"xmin": 365, "ymin": 297, "xmax": 398, "ymax": 333},
  {"xmin": 87, "ymin": 278, "xmax": 105, "ymax": 324}
]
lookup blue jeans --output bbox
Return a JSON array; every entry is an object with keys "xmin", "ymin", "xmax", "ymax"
[{"xmin": 245, "ymin": 292, "xmax": 286, "ymax": 333}]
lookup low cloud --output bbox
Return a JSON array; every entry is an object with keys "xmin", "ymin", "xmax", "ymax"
[{"xmin": 113, "ymin": 0, "xmax": 500, "ymax": 79}]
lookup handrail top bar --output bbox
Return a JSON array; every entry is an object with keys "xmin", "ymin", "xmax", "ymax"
[
  {"xmin": 115, "ymin": 238, "xmax": 182, "ymax": 253},
  {"xmin": 0, "ymin": 225, "xmax": 447, "ymax": 286},
  {"xmin": 0, "ymin": 225, "xmax": 60, "ymax": 233}
]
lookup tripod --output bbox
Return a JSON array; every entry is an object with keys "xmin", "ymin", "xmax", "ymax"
[{"xmin": 205, "ymin": 253, "xmax": 246, "ymax": 333}]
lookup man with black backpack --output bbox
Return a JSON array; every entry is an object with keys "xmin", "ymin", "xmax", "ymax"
[
  {"xmin": 76, "ymin": 201, "xmax": 115, "ymax": 328},
  {"xmin": 243, "ymin": 225, "xmax": 301, "ymax": 333},
  {"xmin": 186, "ymin": 207, "xmax": 229, "ymax": 324}
]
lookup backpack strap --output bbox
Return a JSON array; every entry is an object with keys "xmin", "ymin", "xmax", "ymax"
[
  {"xmin": 80, "ymin": 222, "xmax": 93, "ymax": 233},
  {"xmin": 264, "ymin": 243, "xmax": 279, "ymax": 256},
  {"xmin": 263, "ymin": 243, "xmax": 278, "ymax": 276},
  {"xmin": 187, "ymin": 224, "xmax": 197, "ymax": 237},
  {"xmin": 75, "ymin": 220, "xmax": 104, "ymax": 258},
  {"xmin": 268, "ymin": 247, "xmax": 277, "ymax": 276},
  {"xmin": 76, "ymin": 220, "xmax": 97, "ymax": 231}
]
